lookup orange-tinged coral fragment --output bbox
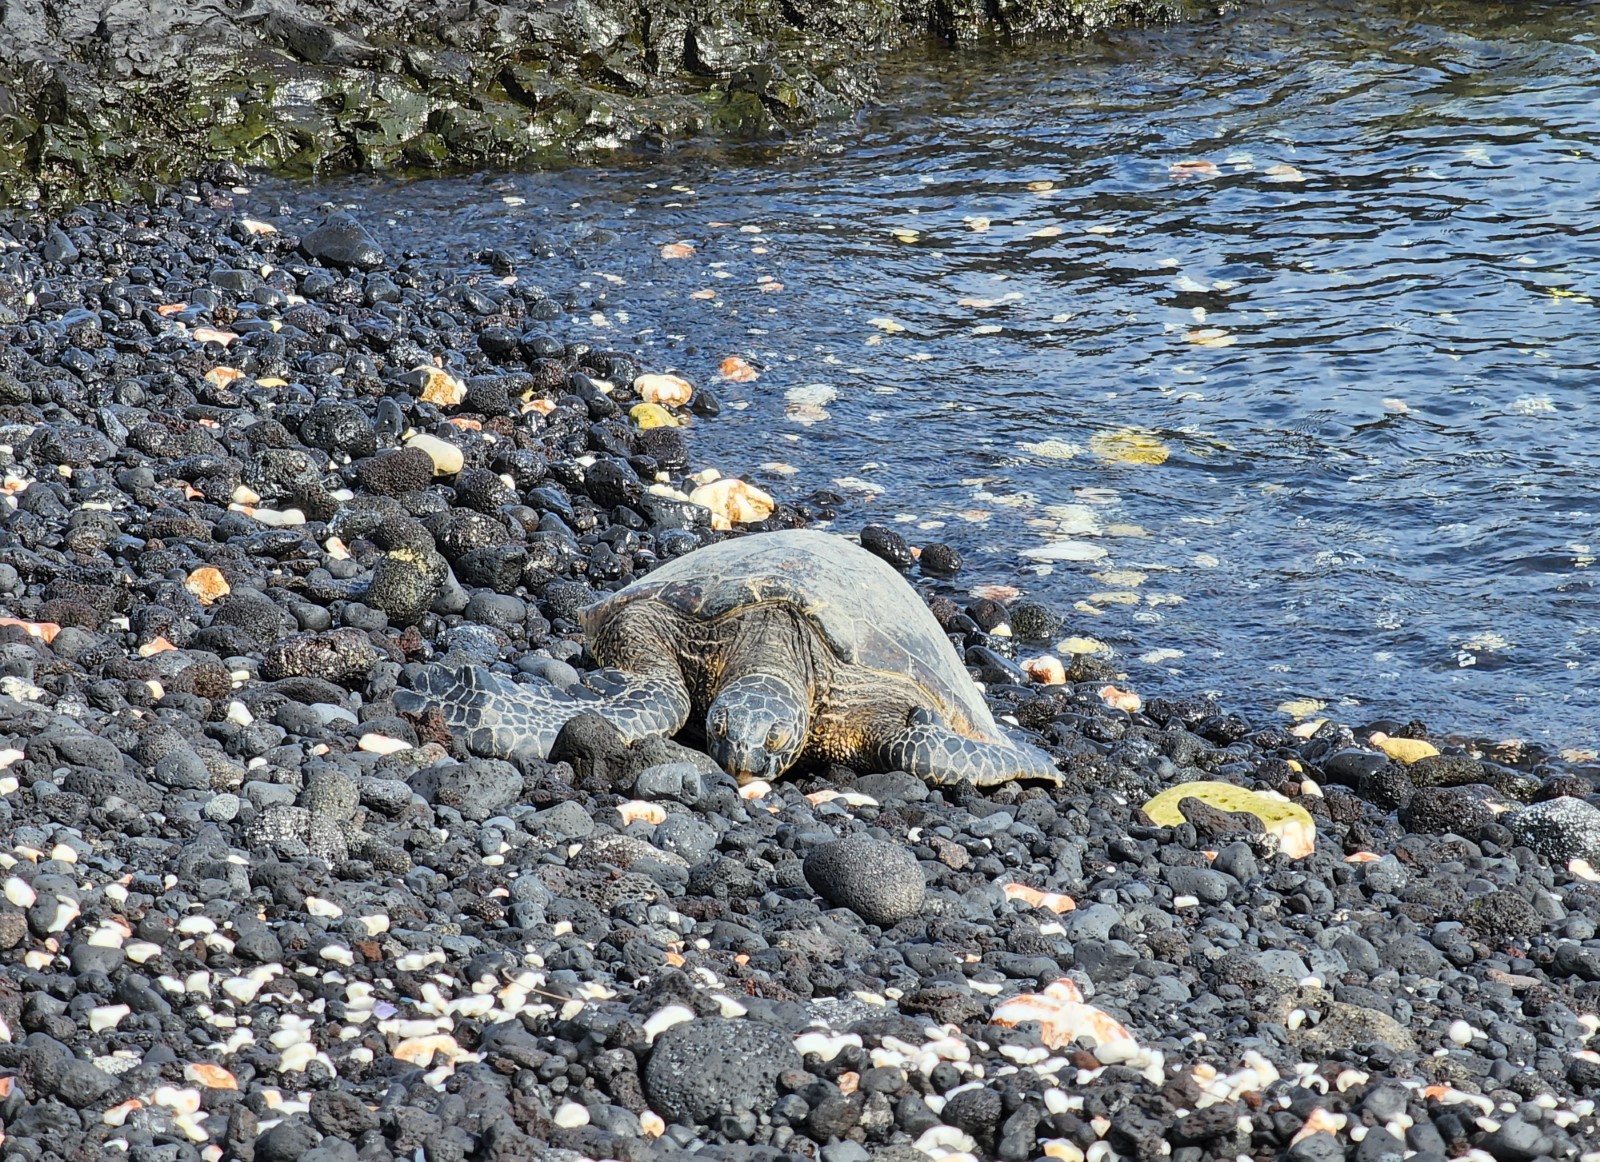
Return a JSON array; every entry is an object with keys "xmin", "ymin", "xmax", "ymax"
[
  {"xmin": 719, "ymin": 356, "xmax": 760, "ymax": 383},
  {"xmin": 185, "ymin": 1063, "xmax": 238, "ymax": 1090},
  {"xmin": 1002, "ymin": 883, "xmax": 1076, "ymax": 913},
  {"xmin": 0, "ymin": 618, "xmax": 59, "ymax": 643}
]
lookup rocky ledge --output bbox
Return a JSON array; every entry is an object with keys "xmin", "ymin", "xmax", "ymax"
[
  {"xmin": 0, "ymin": 0, "xmax": 1216, "ymax": 206},
  {"xmin": 0, "ymin": 180, "xmax": 1599, "ymax": 1162}
]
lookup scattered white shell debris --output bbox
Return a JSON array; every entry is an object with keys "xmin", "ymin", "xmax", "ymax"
[
  {"xmin": 359, "ymin": 733, "xmax": 412, "ymax": 755},
  {"xmin": 617, "ymin": 800, "xmax": 668, "ymax": 825},
  {"xmin": 396, "ymin": 950, "xmax": 447, "ymax": 973},
  {"xmin": 393, "ymin": 1034, "xmax": 467, "ymax": 1067},
  {"xmin": 553, "ymin": 1102, "xmax": 591, "ymax": 1128},
  {"xmin": 103, "ymin": 1099, "xmax": 144, "ymax": 1126},
  {"xmin": 1022, "ymin": 656, "xmax": 1067, "ymax": 685},
  {"xmin": 915, "ymin": 1125, "xmax": 977, "ymax": 1157},
  {"xmin": 688, "ymin": 477, "xmax": 775, "ymax": 529},
  {"xmin": 228, "ymin": 503, "xmax": 306, "ymax": 528},
  {"xmin": 221, "ymin": 965, "xmax": 281, "ymax": 1003},
  {"xmin": 804, "ymin": 789, "xmax": 879, "ymax": 808},
  {"xmin": 794, "ymin": 1031, "xmax": 864, "ymax": 1062},
  {"xmin": 89, "ymin": 1004, "xmax": 131, "ymax": 1032},
  {"xmin": 153, "ymin": 1085, "xmax": 202, "ymax": 1115},
  {"xmin": 643, "ymin": 1005, "xmax": 696, "ymax": 1043},
  {"xmin": 1001, "ymin": 883, "xmax": 1076, "ymax": 913},
  {"xmin": 1191, "ymin": 1052, "xmax": 1283, "ymax": 1107},
  {"xmin": 44, "ymin": 896, "xmax": 80, "ymax": 933},
  {"xmin": 405, "ymin": 432, "xmax": 465, "ymax": 476},
  {"xmin": 278, "ymin": 1042, "xmax": 325, "ymax": 1073},
  {"xmin": 992, "ymin": 979, "xmax": 1167, "ymax": 1084}
]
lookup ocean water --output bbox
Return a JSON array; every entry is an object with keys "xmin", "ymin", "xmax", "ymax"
[{"xmin": 261, "ymin": 0, "xmax": 1600, "ymax": 746}]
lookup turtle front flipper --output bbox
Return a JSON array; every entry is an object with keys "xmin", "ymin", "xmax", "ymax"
[
  {"xmin": 880, "ymin": 709, "xmax": 1062, "ymax": 788},
  {"xmin": 398, "ymin": 663, "xmax": 691, "ymax": 762}
]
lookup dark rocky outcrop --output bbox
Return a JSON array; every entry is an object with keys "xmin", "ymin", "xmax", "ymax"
[{"xmin": 0, "ymin": 0, "xmax": 1212, "ymax": 203}]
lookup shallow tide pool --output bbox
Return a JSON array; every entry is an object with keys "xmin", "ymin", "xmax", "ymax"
[{"xmin": 262, "ymin": 0, "xmax": 1600, "ymax": 745}]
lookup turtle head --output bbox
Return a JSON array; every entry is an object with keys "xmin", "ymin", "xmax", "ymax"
[{"xmin": 705, "ymin": 674, "xmax": 809, "ymax": 784}]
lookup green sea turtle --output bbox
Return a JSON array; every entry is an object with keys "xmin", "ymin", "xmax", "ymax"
[{"xmin": 399, "ymin": 528, "xmax": 1060, "ymax": 786}]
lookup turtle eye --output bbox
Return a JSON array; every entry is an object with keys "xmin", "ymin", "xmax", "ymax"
[
  {"xmin": 765, "ymin": 727, "xmax": 790, "ymax": 751},
  {"xmin": 712, "ymin": 719, "xmax": 727, "ymax": 739}
]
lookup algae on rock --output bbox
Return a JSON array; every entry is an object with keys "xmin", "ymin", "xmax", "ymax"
[{"xmin": 0, "ymin": 0, "xmax": 1211, "ymax": 204}]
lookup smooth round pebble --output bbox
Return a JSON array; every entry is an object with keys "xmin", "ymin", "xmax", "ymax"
[{"xmin": 804, "ymin": 832, "xmax": 925, "ymax": 925}]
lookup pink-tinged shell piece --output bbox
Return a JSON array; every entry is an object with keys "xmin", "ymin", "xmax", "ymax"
[
  {"xmin": 1023, "ymin": 656, "xmax": 1067, "ymax": 686},
  {"xmin": 991, "ymin": 979, "xmax": 1138, "ymax": 1059},
  {"xmin": 969, "ymin": 583, "xmax": 1022, "ymax": 601}
]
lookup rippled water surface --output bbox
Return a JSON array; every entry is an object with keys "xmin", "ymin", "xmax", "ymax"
[{"xmin": 262, "ymin": 0, "xmax": 1600, "ymax": 743}]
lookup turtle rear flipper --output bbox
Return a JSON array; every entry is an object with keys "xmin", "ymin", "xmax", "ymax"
[
  {"xmin": 880, "ymin": 714, "xmax": 1061, "ymax": 787},
  {"xmin": 399, "ymin": 663, "xmax": 691, "ymax": 761}
]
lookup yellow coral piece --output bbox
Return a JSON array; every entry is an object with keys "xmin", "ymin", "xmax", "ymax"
[
  {"xmin": 1141, "ymin": 781, "xmax": 1316, "ymax": 859},
  {"xmin": 1089, "ymin": 428, "xmax": 1170, "ymax": 465},
  {"xmin": 630, "ymin": 403, "xmax": 679, "ymax": 429},
  {"xmin": 1374, "ymin": 736, "xmax": 1439, "ymax": 764},
  {"xmin": 416, "ymin": 367, "xmax": 466, "ymax": 407},
  {"xmin": 1277, "ymin": 698, "xmax": 1326, "ymax": 719}
]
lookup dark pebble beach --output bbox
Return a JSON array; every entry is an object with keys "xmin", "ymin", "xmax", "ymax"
[{"xmin": 0, "ymin": 175, "xmax": 1597, "ymax": 1162}]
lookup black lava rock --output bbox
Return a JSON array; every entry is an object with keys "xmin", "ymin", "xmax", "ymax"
[
  {"xmin": 919, "ymin": 542, "xmax": 962, "ymax": 577},
  {"xmin": 1465, "ymin": 890, "xmax": 1544, "ymax": 945},
  {"xmin": 1398, "ymin": 786, "xmax": 1492, "ymax": 838},
  {"xmin": 301, "ymin": 212, "xmax": 386, "ymax": 270},
  {"xmin": 644, "ymin": 1017, "xmax": 802, "ymax": 1125},
  {"xmin": 358, "ymin": 448, "xmax": 436, "ymax": 496},
  {"xmin": 1009, "ymin": 601, "xmax": 1063, "ymax": 642},
  {"xmin": 550, "ymin": 713, "xmax": 633, "ymax": 790},
  {"xmin": 299, "ymin": 401, "xmax": 377, "ymax": 458},
  {"xmin": 859, "ymin": 524, "xmax": 914, "ymax": 570},
  {"xmin": 368, "ymin": 546, "xmax": 450, "ymax": 626},
  {"xmin": 261, "ymin": 628, "xmax": 382, "ymax": 684},
  {"xmin": 804, "ymin": 833, "xmax": 925, "ymax": 925},
  {"xmin": 1508, "ymin": 797, "xmax": 1600, "ymax": 863}
]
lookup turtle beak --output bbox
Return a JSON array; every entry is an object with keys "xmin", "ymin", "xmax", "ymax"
[{"xmin": 711, "ymin": 736, "xmax": 770, "ymax": 784}]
